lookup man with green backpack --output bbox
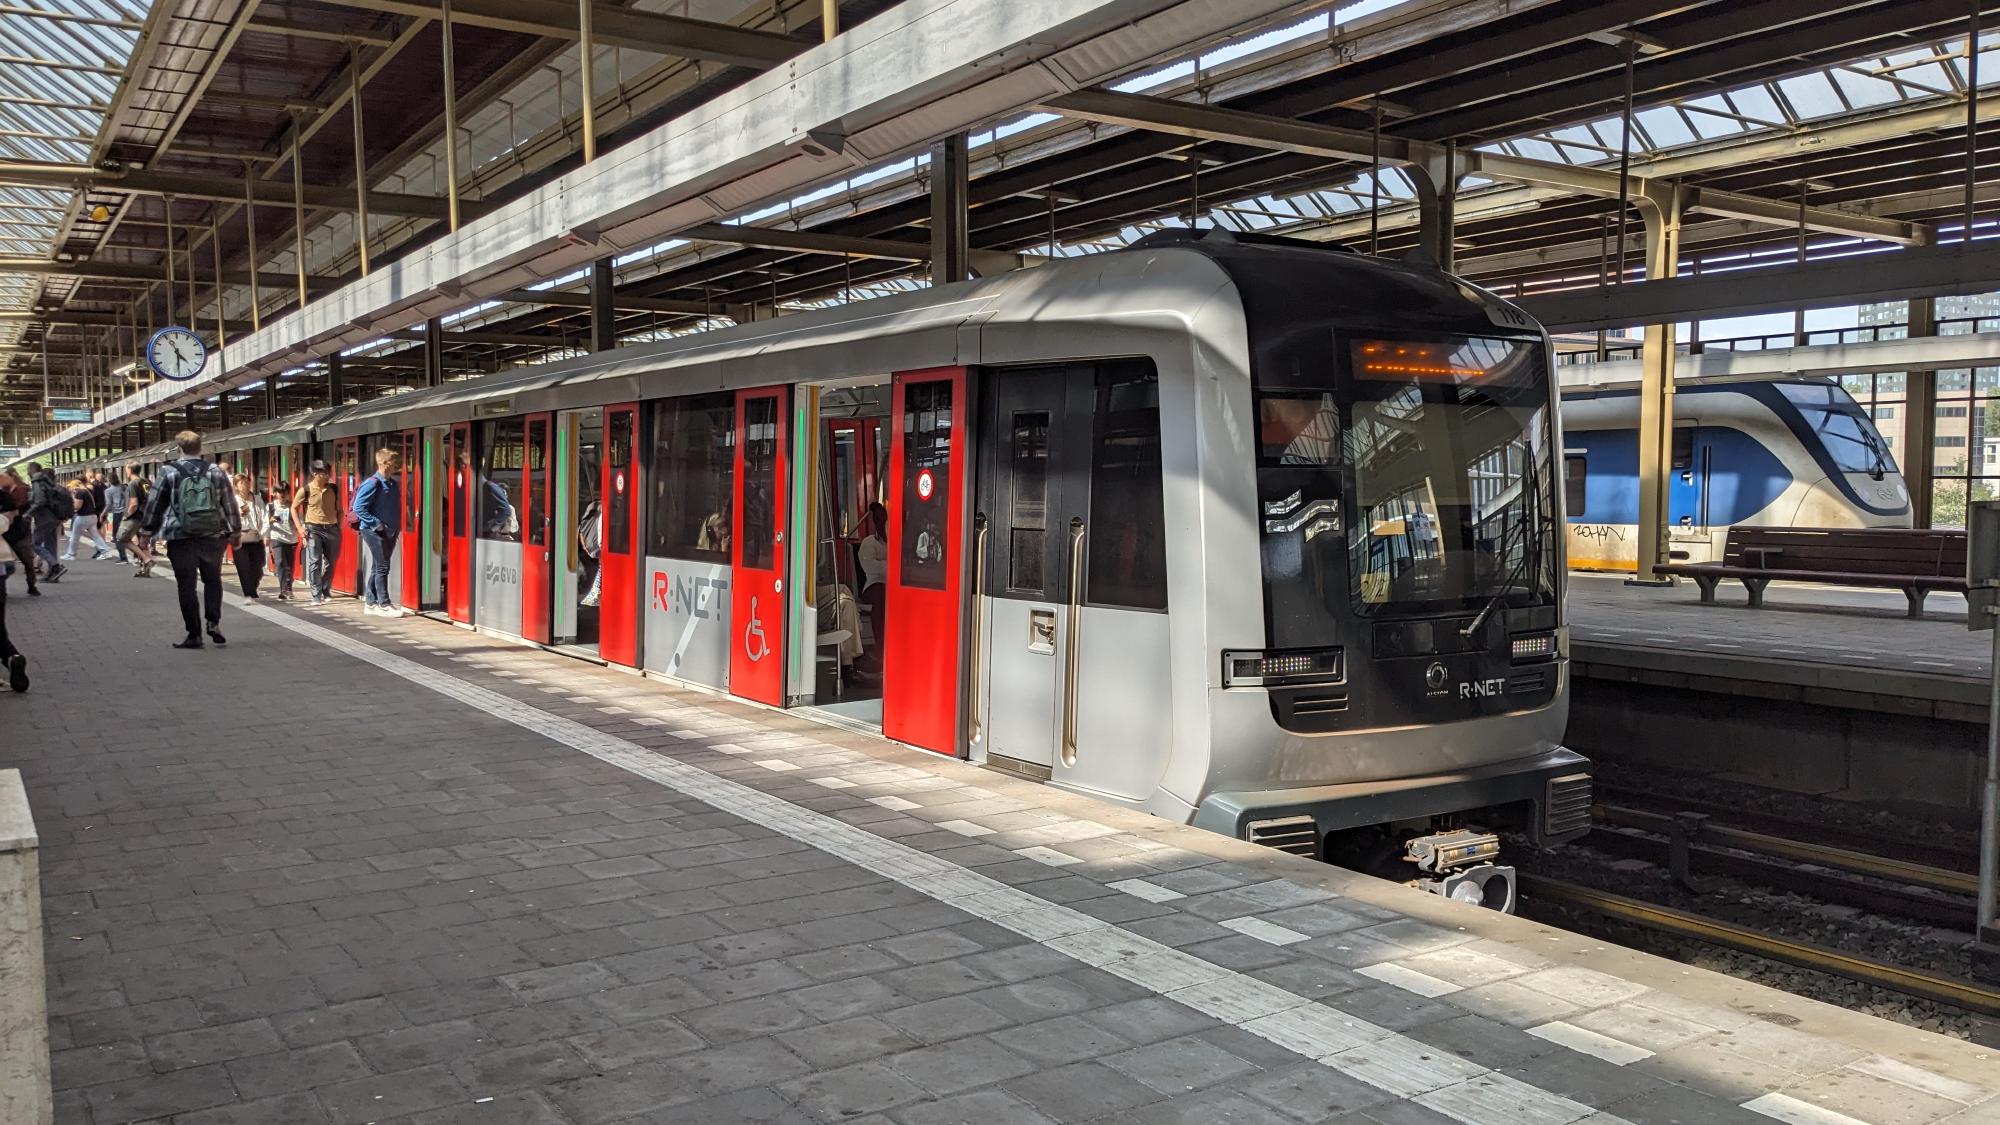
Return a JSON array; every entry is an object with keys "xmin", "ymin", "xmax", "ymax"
[{"xmin": 141, "ymin": 431, "xmax": 243, "ymax": 650}]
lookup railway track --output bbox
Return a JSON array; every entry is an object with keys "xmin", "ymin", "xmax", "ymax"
[
  {"xmin": 1517, "ymin": 874, "xmax": 2000, "ymax": 1019},
  {"xmin": 1585, "ymin": 803, "xmax": 1978, "ymax": 930},
  {"xmin": 1591, "ymin": 782, "xmax": 1977, "ymax": 874}
]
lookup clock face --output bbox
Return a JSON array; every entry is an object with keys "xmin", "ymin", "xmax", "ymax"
[{"xmin": 147, "ymin": 327, "xmax": 208, "ymax": 381}]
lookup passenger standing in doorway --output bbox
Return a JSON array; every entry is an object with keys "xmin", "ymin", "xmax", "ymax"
[
  {"xmin": 231, "ymin": 474, "xmax": 268, "ymax": 599},
  {"xmin": 294, "ymin": 459, "xmax": 341, "ymax": 607},
  {"xmin": 266, "ymin": 482, "xmax": 299, "ymax": 600},
  {"xmin": 143, "ymin": 431, "xmax": 242, "ymax": 650},
  {"xmin": 26, "ymin": 463, "xmax": 68, "ymax": 583},
  {"xmin": 858, "ymin": 502, "xmax": 890, "ymax": 659},
  {"xmin": 353, "ymin": 446, "xmax": 404, "ymax": 617},
  {"xmin": 0, "ymin": 469, "xmax": 37, "ymax": 597}
]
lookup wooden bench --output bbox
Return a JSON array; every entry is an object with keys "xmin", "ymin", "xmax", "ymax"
[{"xmin": 1653, "ymin": 526, "xmax": 1967, "ymax": 618}]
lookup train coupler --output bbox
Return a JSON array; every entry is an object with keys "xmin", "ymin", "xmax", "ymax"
[{"xmin": 1405, "ymin": 828, "xmax": 1516, "ymax": 912}]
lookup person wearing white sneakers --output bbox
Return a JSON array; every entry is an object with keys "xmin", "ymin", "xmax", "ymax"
[{"xmin": 352, "ymin": 446, "xmax": 405, "ymax": 617}]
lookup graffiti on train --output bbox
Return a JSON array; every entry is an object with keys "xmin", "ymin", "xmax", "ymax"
[
  {"xmin": 652, "ymin": 570, "xmax": 728, "ymax": 618},
  {"xmin": 1568, "ymin": 523, "xmax": 1629, "ymax": 542}
]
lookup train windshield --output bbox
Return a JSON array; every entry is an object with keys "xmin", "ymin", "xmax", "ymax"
[
  {"xmin": 1256, "ymin": 333, "xmax": 1556, "ymax": 639},
  {"xmin": 1775, "ymin": 382, "xmax": 1892, "ymax": 478}
]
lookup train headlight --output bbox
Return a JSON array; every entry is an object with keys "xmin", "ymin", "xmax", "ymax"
[
  {"xmin": 1222, "ymin": 647, "xmax": 1344, "ymax": 688},
  {"xmin": 1509, "ymin": 632, "xmax": 1557, "ymax": 663}
]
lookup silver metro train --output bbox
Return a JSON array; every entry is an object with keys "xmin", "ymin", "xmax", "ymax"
[
  {"xmin": 151, "ymin": 230, "xmax": 1590, "ymax": 902},
  {"xmin": 1561, "ymin": 380, "xmax": 1912, "ymax": 572}
]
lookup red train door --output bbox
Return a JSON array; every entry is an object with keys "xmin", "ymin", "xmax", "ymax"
[
  {"xmin": 333, "ymin": 437, "xmax": 361, "ymax": 596},
  {"xmin": 446, "ymin": 423, "xmax": 473, "ymax": 623},
  {"xmin": 883, "ymin": 367, "xmax": 968, "ymax": 754},
  {"xmin": 520, "ymin": 413, "xmax": 554, "ymax": 644},
  {"xmin": 598, "ymin": 404, "xmax": 641, "ymax": 667},
  {"xmin": 729, "ymin": 387, "xmax": 788, "ymax": 706},
  {"xmin": 398, "ymin": 429, "xmax": 422, "ymax": 611}
]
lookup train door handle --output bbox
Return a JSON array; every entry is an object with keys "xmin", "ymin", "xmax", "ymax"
[{"xmin": 1028, "ymin": 609, "xmax": 1055, "ymax": 654}]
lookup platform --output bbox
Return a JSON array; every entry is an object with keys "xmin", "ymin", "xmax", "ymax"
[{"xmin": 5, "ymin": 564, "xmax": 1998, "ymax": 1125}]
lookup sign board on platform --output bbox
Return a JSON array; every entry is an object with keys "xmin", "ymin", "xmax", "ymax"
[{"xmin": 48, "ymin": 408, "xmax": 91, "ymax": 423}]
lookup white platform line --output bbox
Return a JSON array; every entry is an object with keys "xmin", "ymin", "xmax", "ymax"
[
  {"xmin": 1742, "ymin": 1093, "xmax": 1872, "ymax": 1125},
  {"xmin": 1525, "ymin": 1021, "xmax": 1653, "ymax": 1066},
  {"xmin": 240, "ymin": 603, "xmax": 1752, "ymax": 1125},
  {"xmin": 1356, "ymin": 962, "xmax": 1462, "ymax": 998},
  {"xmin": 1219, "ymin": 916, "xmax": 1309, "ymax": 946},
  {"xmin": 1107, "ymin": 878, "xmax": 1185, "ymax": 903}
]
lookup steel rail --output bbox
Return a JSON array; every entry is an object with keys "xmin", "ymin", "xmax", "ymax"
[
  {"xmin": 1517, "ymin": 874, "xmax": 2000, "ymax": 1017},
  {"xmin": 1596, "ymin": 804, "xmax": 1978, "ymax": 896},
  {"xmin": 1592, "ymin": 783, "xmax": 1978, "ymax": 872}
]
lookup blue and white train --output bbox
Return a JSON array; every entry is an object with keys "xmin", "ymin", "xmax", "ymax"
[{"xmin": 1561, "ymin": 379, "xmax": 1911, "ymax": 571}]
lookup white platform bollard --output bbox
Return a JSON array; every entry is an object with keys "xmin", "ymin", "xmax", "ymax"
[{"xmin": 0, "ymin": 769, "xmax": 49, "ymax": 1125}]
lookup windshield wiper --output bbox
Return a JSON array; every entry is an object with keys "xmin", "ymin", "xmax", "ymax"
[{"xmin": 1461, "ymin": 454, "xmax": 1541, "ymax": 643}]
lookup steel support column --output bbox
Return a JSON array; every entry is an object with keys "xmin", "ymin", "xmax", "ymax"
[
  {"xmin": 589, "ymin": 258, "xmax": 616, "ymax": 351},
  {"xmin": 329, "ymin": 353, "xmax": 346, "ymax": 407},
  {"xmin": 1408, "ymin": 145, "xmax": 1459, "ymax": 272},
  {"xmin": 929, "ymin": 132, "xmax": 970, "ymax": 284},
  {"xmin": 424, "ymin": 316, "xmax": 445, "ymax": 384},
  {"xmin": 219, "ymin": 392, "xmax": 231, "ymax": 431},
  {"xmin": 264, "ymin": 374, "xmax": 279, "ymax": 420},
  {"xmin": 1631, "ymin": 186, "xmax": 1683, "ymax": 586},
  {"xmin": 1908, "ymin": 296, "xmax": 1939, "ymax": 528}
]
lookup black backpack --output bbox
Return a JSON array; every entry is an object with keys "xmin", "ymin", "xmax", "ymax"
[{"xmin": 45, "ymin": 482, "xmax": 74, "ymax": 522}]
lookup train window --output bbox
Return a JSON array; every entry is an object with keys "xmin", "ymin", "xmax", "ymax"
[
  {"xmin": 900, "ymin": 380, "xmax": 953, "ymax": 591},
  {"xmin": 607, "ymin": 411, "xmax": 633, "ymax": 554},
  {"xmin": 1672, "ymin": 427, "xmax": 1693, "ymax": 471},
  {"xmin": 478, "ymin": 418, "xmax": 524, "ymax": 542},
  {"xmin": 1257, "ymin": 393, "xmax": 1339, "ymax": 466},
  {"xmin": 451, "ymin": 430, "xmax": 467, "ymax": 538},
  {"xmin": 1007, "ymin": 411, "xmax": 1049, "ymax": 594},
  {"xmin": 1565, "ymin": 455, "xmax": 1587, "ymax": 516},
  {"xmin": 1086, "ymin": 362, "xmax": 1167, "ymax": 611},
  {"xmin": 647, "ymin": 394, "xmax": 734, "ymax": 562},
  {"xmin": 741, "ymin": 397, "xmax": 779, "ymax": 570},
  {"xmin": 525, "ymin": 418, "xmax": 548, "ymax": 547}
]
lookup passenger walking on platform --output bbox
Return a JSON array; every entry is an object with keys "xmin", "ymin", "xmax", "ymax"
[
  {"xmin": 267, "ymin": 482, "xmax": 298, "ymax": 601},
  {"xmin": 118, "ymin": 465, "xmax": 152, "ymax": 577},
  {"xmin": 231, "ymin": 474, "xmax": 268, "ymax": 599},
  {"xmin": 103, "ymin": 472, "xmax": 127, "ymax": 560},
  {"xmin": 294, "ymin": 460, "xmax": 341, "ymax": 607},
  {"xmin": 142, "ymin": 431, "xmax": 242, "ymax": 650},
  {"xmin": 353, "ymin": 447, "xmax": 404, "ymax": 616},
  {"xmin": 26, "ymin": 463, "xmax": 69, "ymax": 583},
  {"xmin": 0, "ymin": 495, "xmax": 32, "ymax": 692},
  {"xmin": 62, "ymin": 476, "xmax": 114, "ymax": 561},
  {"xmin": 0, "ymin": 469, "xmax": 37, "ymax": 597}
]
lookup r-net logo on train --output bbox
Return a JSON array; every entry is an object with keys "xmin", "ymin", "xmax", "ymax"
[{"xmin": 653, "ymin": 570, "xmax": 727, "ymax": 618}]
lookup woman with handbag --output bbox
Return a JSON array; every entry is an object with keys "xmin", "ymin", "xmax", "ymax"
[{"xmin": 231, "ymin": 474, "xmax": 269, "ymax": 598}]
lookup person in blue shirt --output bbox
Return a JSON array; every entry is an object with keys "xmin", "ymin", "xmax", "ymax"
[{"xmin": 351, "ymin": 446, "xmax": 405, "ymax": 617}]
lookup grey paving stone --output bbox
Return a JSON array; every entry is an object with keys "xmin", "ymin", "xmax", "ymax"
[
  {"xmin": 1103, "ymin": 1033, "xmax": 1262, "ymax": 1094},
  {"xmin": 353, "ymin": 1018, "xmax": 493, "ymax": 1070},
  {"xmin": 1238, "ymin": 1060, "xmax": 1398, "ymax": 1121},
  {"xmin": 880, "ymin": 994, "xmax": 1014, "ymax": 1042},
  {"xmin": 777, "ymin": 1058, "xmax": 934, "ymax": 1122},
  {"xmin": 778, "ymin": 1015, "xmax": 923, "ymax": 1069},
  {"xmin": 171, "ymin": 1091, "xmax": 331, "ymax": 1125},
  {"xmin": 84, "ymin": 1062, "xmax": 239, "ymax": 1125},
  {"xmin": 1001, "ymin": 1059, "xmax": 1166, "ymax": 1120},
  {"xmin": 568, "ymin": 1014, "xmax": 706, "ymax": 1069},
  {"xmin": 144, "ymin": 1016, "xmax": 286, "ymax": 1070},
  {"xmin": 225, "ymin": 1042, "xmax": 374, "ymax": 1100},
  {"xmin": 886, "ymin": 1035, "xmax": 1040, "ymax": 1096},
  {"xmin": 402, "ymin": 1088, "xmax": 569, "ymax": 1125},
  {"xmin": 50, "ymin": 1040, "xmax": 151, "ymax": 1090},
  {"xmin": 1095, "ymin": 1086, "xmax": 1301, "ymax": 1125},
  {"xmin": 448, "ymin": 1039, "xmax": 597, "ymax": 1091}
]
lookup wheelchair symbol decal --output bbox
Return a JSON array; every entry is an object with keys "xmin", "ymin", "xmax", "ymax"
[{"xmin": 744, "ymin": 595, "xmax": 771, "ymax": 662}]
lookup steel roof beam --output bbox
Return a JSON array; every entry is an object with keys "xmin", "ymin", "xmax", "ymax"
[
  {"xmin": 314, "ymin": 0, "xmax": 800, "ymax": 69},
  {"xmin": 0, "ymin": 257, "xmax": 344, "ymax": 292},
  {"xmin": 1040, "ymin": 88, "xmax": 1933, "ymax": 247},
  {"xmin": 489, "ymin": 287, "xmax": 718, "ymax": 316},
  {"xmin": 678, "ymin": 222, "xmax": 1023, "ymax": 274},
  {"xmin": 1519, "ymin": 243, "xmax": 2000, "ymax": 332},
  {"xmin": 0, "ymin": 165, "xmax": 460, "ymax": 220},
  {"xmin": 385, "ymin": 327, "xmax": 565, "ymax": 347}
]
